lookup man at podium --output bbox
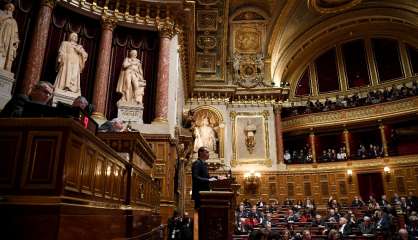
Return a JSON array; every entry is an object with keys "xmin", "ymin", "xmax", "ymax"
[{"xmin": 191, "ymin": 147, "xmax": 217, "ymax": 209}]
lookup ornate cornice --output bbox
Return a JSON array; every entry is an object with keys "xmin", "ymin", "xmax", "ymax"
[
  {"xmin": 282, "ymin": 96, "xmax": 418, "ymax": 132},
  {"xmin": 57, "ymin": 0, "xmax": 179, "ymax": 31}
]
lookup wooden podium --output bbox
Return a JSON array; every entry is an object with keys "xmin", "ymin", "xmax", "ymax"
[{"xmin": 198, "ymin": 178, "xmax": 239, "ymax": 240}]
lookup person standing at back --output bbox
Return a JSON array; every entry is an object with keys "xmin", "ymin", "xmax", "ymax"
[{"xmin": 192, "ymin": 147, "xmax": 216, "ymax": 209}]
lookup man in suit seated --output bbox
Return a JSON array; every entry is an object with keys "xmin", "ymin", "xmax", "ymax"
[
  {"xmin": 311, "ymin": 214, "xmax": 326, "ymax": 228},
  {"xmin": 359, "ymin": 216, "xmax": 375, "ymax": 235},
  {"xmin": 1, "ymin": 81, "xmax": 54, "ymax": 117},
  {"xmin": 338, "ymin": 217, "xmax": 352, "ymax": 238}
]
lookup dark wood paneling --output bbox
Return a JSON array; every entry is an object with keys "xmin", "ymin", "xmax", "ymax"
[
  {"xmin": 0, "ymin": 132, "xmax": 22, "ymax": 189},
  {"xmin": 21, "ymin": 132, "xmax": 62, "ymax": 190}
]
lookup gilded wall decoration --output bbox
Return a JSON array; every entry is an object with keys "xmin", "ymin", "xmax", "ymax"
[
  {"xmin": 230, "ymin": 111, "xmax": 271, "ymax": 167},
  {"xmin": 234, "ymin": 26, "xmax": 261, "ymax": 54},
  {"xmin": 229, "ymin": 8, "xmax": 269, "ymax": 87},
  {"xmin": 307, "ymin": 0, "xmax": 362, "ymax": 14},
  {"xmin": 232, "ymin": 53, "xmax": 266, "ymax": 88},
  {"xmin": 197, "ymin": 10, "xmax": 218, "ymax": 31},
  {"xmin": 196, "ymin": 53, "xmax": 217, "ymax": 73},
  {"xmin": 197, "ymin": 35, "xmax": 217, "ymax": 51},
  {"xmin": 195, "ymin": 0, "xmax": 227, "ymax": 82}
]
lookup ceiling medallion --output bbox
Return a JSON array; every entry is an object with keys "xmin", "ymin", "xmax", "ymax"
[{"xmin": 307, "ymin": 0, "xmax": 362, "ymax": 14}]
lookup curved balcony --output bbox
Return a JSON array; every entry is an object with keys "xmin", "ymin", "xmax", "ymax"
[{"xmin": 282, "ymin": 96, "xmax": 418, "ymax": 132}]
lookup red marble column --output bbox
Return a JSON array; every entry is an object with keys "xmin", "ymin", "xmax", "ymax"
[
  {"xmin": 91, "ymin": 17, "xmax": 117, "ymax": 119},
  {"xmin": 274, "ymin": 105, "xmax": 284, "ymax": 164},
  {"xmin": 154, "ymin": 27, "xmax": 174, "ymax": 123},
  {"xmin": 20, "ymin": 0, "xmax": 55, "ymax": 94}
]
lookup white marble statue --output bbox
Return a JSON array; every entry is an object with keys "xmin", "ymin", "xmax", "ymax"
[
  {"xmin": 0, "ymin": 3, "xmax": 19, "ymax": 71},
  {"xmin": 116, "ymin": 50, "xmax": 146, "ymax": 105},
  {"xmin": 193, "ymin": 117, "xmax": 217, "ymax": 153},
  {"xmin": 54, "ymin": 32, "xmax": 88, "ymax": 94}
]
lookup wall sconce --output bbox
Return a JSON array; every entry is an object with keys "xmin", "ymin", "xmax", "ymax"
[
  {"xmin": 347, "ymin": 169, "xmax": 353, "ymax": 183},
  {"xmin": 244, "ymin": 170, "xmax": 261, "ymax": 194},
  {"xmin": 383, "ymin": 166, "xmax": 391, "ymax": 182}
]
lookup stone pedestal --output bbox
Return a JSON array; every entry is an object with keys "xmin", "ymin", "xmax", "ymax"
[
  {"xmin": 52, "ymin": 89, "xmax": 79, "ymax": 106},
  {"xmin": 117, "ymin": 103, "xmax": 144, "ymax": 124},
  {"xmin": 0, "ymin": 70, "xmax": 15, "ymax": 109}
]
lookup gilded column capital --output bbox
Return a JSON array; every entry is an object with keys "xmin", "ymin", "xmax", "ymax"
[
  {"xmin": 273, "ymin": 104, "xmax": 282, "ymax": 114},
  {"xmin": 41, "ymin": 0, "xmax": 56, "ymax": 8},
  {"xmin": 101, "ymin": 16, "xmax": 118, "ymax": 31},
  {"xmin": 158, "ymin": 22, "xmax": 176, "ymax": 39}
]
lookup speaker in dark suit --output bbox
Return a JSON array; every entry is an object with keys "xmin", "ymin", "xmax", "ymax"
[{"xmin": 192, "ymin": 147, "xmax": 215, "ymax": 208}]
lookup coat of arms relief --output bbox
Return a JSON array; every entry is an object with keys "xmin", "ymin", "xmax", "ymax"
[{"xmin": 230, "ymin": 9, "xmax": 269, "ymax": 88}]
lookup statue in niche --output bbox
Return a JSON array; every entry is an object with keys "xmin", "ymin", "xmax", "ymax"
[
  {"xmin": 0, "ymin": 3, "xmax": 19, "ymax": 71},
  {"xmin": 244, "ymin": 120, "xmax": 256, "ymax": 154},
  {"xmin": 116, "ymin": 50, "xmax": 146, "ymax": 105},
  {"xmin": 54, "ymin": 32, "xmax": 88, "ymax": 94},
  {"xmin": 193, "ymin": 116, "xmax": 217, "ymax": 153}
]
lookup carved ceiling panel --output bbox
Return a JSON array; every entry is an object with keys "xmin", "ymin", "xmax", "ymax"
[
  {"xmin": 229, "ymin": 8, "xmax": 269, "ymax": 88},
  {"xmin": 195, "ymin": 0, "xmax": 228, "ymax": 82}
]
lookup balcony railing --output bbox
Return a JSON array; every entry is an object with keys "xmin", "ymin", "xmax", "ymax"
[{"xmin": 282, "ymin": 96, "xmax": 418, "ymax": 132}]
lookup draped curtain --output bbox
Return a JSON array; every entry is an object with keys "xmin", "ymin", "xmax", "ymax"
[{"xmin": 107, "ymin": 27, "xmax": 159, "ymax": 123}]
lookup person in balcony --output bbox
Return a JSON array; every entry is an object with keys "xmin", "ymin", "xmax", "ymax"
[
  {"xmin": 320, "ymin": 150, "xmax": 329, "ymax": 162},
  {"xmin": 336, "ymin": 148, "xmax": 346, "ymax": 161},
  {"xmin": 292, "ymin": 150, "xmax": 298, "ymax": 163},
  {"xmin": 314, "ymin": 99, "xmax": 322, "ymax": 112},
  {"xmin": 357, "ymin": 144, "xmax": 367, "ymax": 159},
  {"xmin": 284, "ymin": 149, "xmax": 291, "ymax": 163}
]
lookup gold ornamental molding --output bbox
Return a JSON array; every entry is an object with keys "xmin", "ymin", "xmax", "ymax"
[
  {"xmin": 230, "ymin": 111, "xmax": 271, "ymax": 167},
  {"xmin": 58, "ymin": 0, "xmax": 178, "ymax": 31},
  {"xmin": 282, "ymin": 96, "xmax": 418, "ymax": 132},
  {"xmin": 307, "ymin": 0, "xmax": 362, "ymax": 14}
]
